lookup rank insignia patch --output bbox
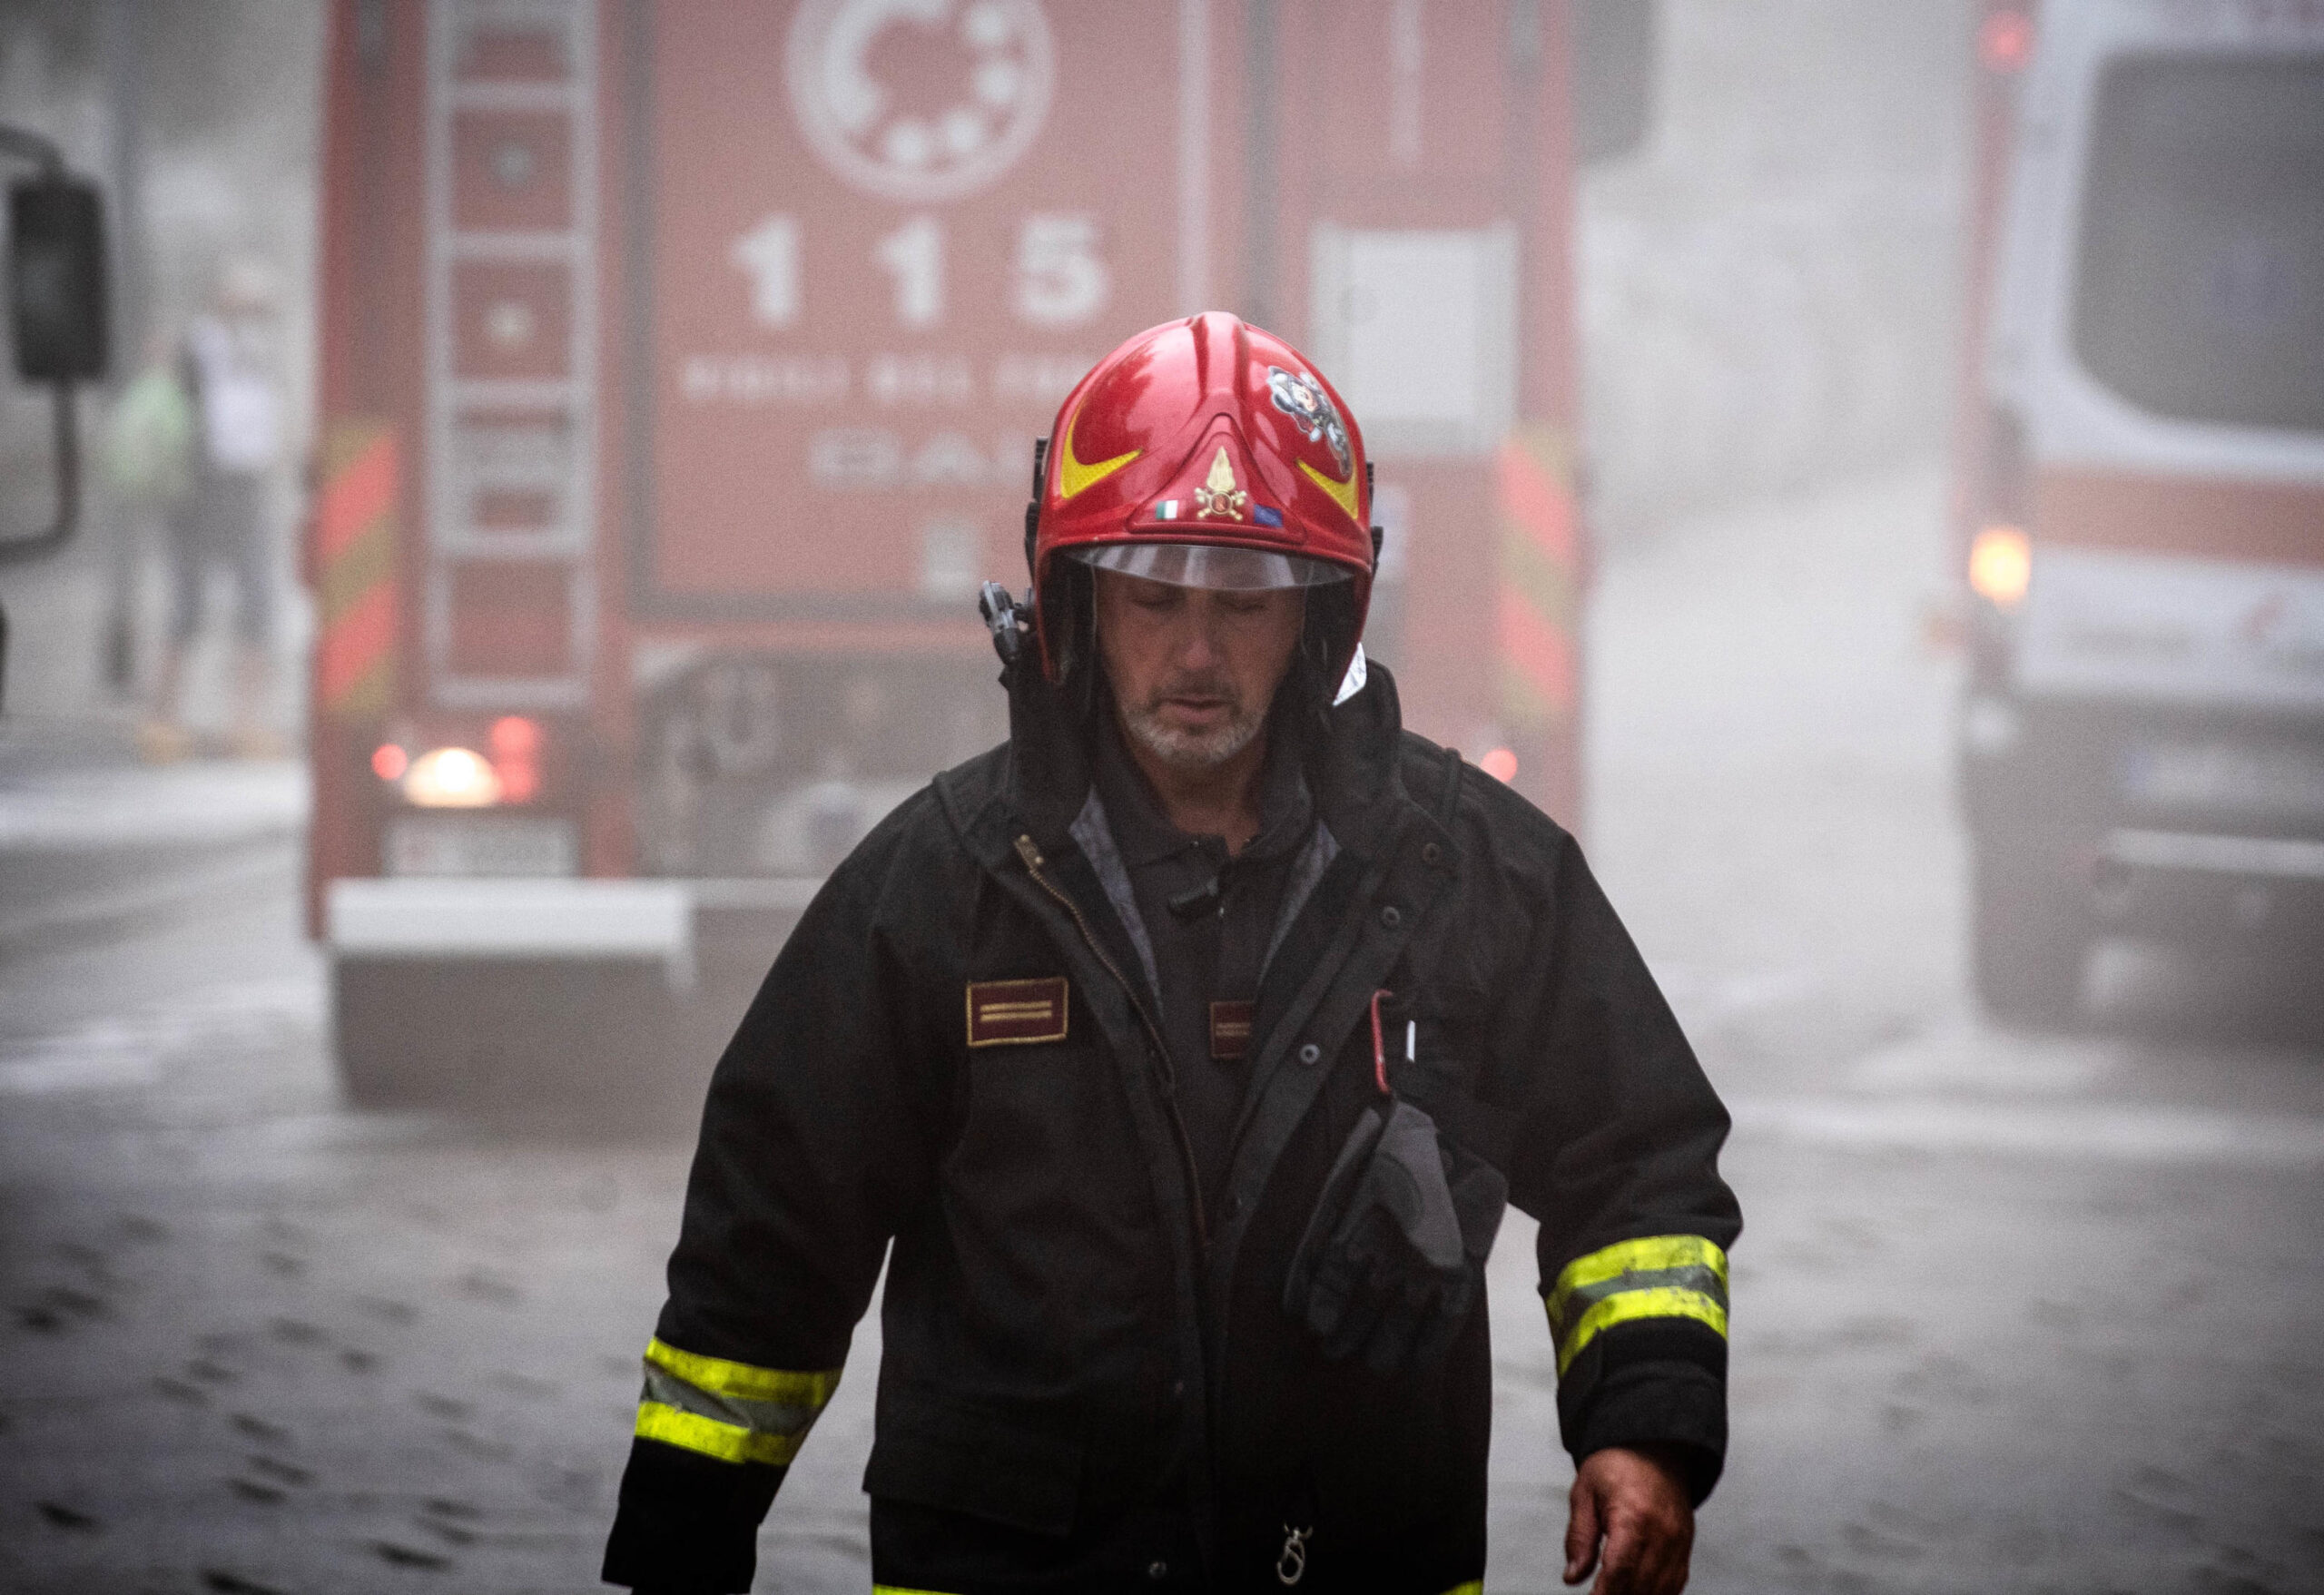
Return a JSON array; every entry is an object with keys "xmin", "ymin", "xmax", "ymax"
[
  {"xmin": 966, "ymin": 978, "xmax": 1070, "ymax": 1048},
  {"xmin": 1209, "ymin": 999, "xmax": 1255, "ymax": 1061}
]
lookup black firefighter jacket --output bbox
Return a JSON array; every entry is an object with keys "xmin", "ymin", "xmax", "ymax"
[{"xmin": 604, "ymin": 660, "xmax": 1742, "ymax": 1595}]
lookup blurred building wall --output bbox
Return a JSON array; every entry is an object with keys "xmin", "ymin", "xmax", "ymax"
[
  {"xmin": 0, "ymin": 0, "xmax": 324, "ymax": 724},
  {"xmin": 1580, "ymin": 0, "xmax": 1974, "ymax": 540}
]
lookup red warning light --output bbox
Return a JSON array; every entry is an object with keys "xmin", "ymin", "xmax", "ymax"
[
  {"xmin": 1977, "ymin": 9, "xmax": 2034, "ymax": 74},
  {"xmin": 489, "ymin": 714, "xmax": 542, "ymax": 757},
  {"xmin": 1480, "ymin": 747, "xmax": 1520, "ymax": 784},
  {"xmin": 370, "ymin": 743, "xmax": 409, "ymax": 782},
  {"xmin": 488, "ymin": 715, "xmax": 543, "ymax": 802}
]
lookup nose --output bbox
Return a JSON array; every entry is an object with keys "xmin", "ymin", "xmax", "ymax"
[{"xmin": 1170, "ymin": 604, "xmax": 1226, "ymax": 671}]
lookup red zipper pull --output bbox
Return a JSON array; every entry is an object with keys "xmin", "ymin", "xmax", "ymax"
[{"xmin": 1369, "ymin": 989, "xmax": 1393, "ymax": 1096}]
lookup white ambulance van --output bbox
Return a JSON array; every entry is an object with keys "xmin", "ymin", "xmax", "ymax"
[{"xmin": 1956, "ymin": 0, "xmax": 2324, "ymax": 1020}]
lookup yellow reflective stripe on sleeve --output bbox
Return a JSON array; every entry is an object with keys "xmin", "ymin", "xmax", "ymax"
[
  {"xmin": 1545, "ymin": 1234, "xmax": 1731, "ymax": 1375},
  {"xmin": 1548, "ymin": 1234, "xmax": 1728, "ymax": 1307},
  {"xmin": 1552, "ymin": 1286, "xmax": 1729, "ymax": 1376},
  {"xmin": 644, "ymin": 1337, "xmax": 842, "ymax": 1407},
  {"xmin": 1438, "ymin": 1583, "xmax": 1484, "ymax": 1595},
  {"xmin": 635, "ymin": 1399, "xmax": 805, "ymax": 1466},
  {"xmin": 633, "ymin": 1339, "xmax": 843, "ymax": 1467}
]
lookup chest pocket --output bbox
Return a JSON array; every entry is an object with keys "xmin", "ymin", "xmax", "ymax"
[
  {"xmin": 1374, "ymin": 980, "xmax": 1488, "ymax": 1078},
  {"xmin": 951, "ymin": 977, "xmax": 1093, "ymax": 1206},
  {"xmin": 947, "ymin": 1029, "xmax": 1157, "ymax": 1234},
  {"xmin": 1378, "ymin": 982, "xmax": 1516, "ymax": 1170},
  {"xmin": 945, "ymin": 967, "xmax": 1157, "ymax": 1227},
  {"xmin": 950, "ymin": 1039, "xmax": 1095, "ymax": 1194}
]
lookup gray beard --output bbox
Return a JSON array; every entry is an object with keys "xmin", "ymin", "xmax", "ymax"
[{"xmin": 1116, "ymin": 690, "xmax": 1267, "ymax": 772}]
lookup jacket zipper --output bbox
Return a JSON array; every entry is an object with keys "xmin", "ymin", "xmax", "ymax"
[{"xmin": 1015, "ymin": 832, "xmax": 1209, "ymax": 1246}]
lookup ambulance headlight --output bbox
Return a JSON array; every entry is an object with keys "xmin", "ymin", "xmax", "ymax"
[
  {"xmin": 402, "ymin": 746, "xmax": 504, "ymax": 808},
  {"xmin": 1968, "ymin": 525, "xmax": 2032, "ymax": 609}
]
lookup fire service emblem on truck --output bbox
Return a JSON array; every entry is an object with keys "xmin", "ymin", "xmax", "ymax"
[
  {"xmin": 786, "ymin": 0, "xmax": 1058, "ymax": 203},
  {"xmin": 1267, "ymin": 366, "xmax": 1353, "ymax": 478}
]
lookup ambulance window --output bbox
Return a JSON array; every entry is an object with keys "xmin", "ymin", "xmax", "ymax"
[{"xmin": 2073, "ymin": 54, "xmax": 2324, "ymax": 433}]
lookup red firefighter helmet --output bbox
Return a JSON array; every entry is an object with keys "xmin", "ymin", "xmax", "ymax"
[{"xmin": 1029, "ymin": 313, "xmax": 1374, "ymax": 685}]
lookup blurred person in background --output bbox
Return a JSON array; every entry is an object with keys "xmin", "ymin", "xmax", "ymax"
[
  {"xmin": 603, "ymin": 315, "xmax": 1738, "ymax": 1595},
  {"xmin": 100, "ymin": 330, "xmax": 199, "ymax": 691},
  {"xmin": 139, "ymin": 257, "xmax": 286, "ymax": 762}
]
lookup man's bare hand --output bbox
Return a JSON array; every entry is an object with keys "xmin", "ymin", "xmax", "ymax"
[{"xmin": 1562, "ymin": 1445, "xmax": 1694, "ymax": 1594}]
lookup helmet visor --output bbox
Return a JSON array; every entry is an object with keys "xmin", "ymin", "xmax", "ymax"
[{"xmin": 1069, "ymin": 542, "xmax": 1350, "ymax": 592}]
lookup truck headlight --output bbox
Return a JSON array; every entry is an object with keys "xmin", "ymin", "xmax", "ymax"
[{"xmin": 403, "ymin": 746, "xmax": 504, "ymax": 808}]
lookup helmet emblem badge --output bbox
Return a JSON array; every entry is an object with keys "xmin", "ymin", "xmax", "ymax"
[
  {"xmin": 1194, "ymin": 447, "xmax": 1250, "ymax": 521},
  {"xmin": 1266, "ymin": 366, "xmax": 1354, "ymax": 478}
]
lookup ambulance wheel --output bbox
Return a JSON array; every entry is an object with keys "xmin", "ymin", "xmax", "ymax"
[{"xmin": 1969, "ymin": 848, "xmax": 2086, "ymax": 1029}]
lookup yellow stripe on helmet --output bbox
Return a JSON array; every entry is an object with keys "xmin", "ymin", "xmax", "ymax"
[
  {"xmin": 1299, "ymin": 456, "xmax": 1363, "ymax": 526},
  {"xmin": 1057, "ymin": 406, "xmax": 1141, "ymax": 499}
]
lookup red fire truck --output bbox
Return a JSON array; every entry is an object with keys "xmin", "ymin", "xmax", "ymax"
[
  {"xmin": 308, "ymin": 0, "xmax": 1649, "ymax": 1102},
  {"xmin": 1954, "ymin": 0, "xmax": 2324, "ymax": 1022}
]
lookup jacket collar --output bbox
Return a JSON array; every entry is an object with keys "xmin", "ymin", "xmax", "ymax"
[
  {"xmin": 936, "ymin": 655, "xmax": 1430, "ymax": 894},
  {"xmin": 1011, "ymin": 658, "xmax": 1412, "ymax": 839},
  {"xmin": 1090, "ymin": 704, "xmax": 1315, "ymax": 869}
]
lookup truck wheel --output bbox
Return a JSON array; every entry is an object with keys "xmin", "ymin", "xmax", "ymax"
[{"xmin": 1970, "ymin": 850, "xmax": 2087, "ymax": 1028}]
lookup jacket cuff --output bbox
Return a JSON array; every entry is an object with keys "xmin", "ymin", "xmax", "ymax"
[
  {"xmin": 1555, "ymin": 1321, "xmax": 1728, "ymax": 1505},
  {"xmin": 601, "ymin": 1438, "xmax": 784, "ymax": 1593}
]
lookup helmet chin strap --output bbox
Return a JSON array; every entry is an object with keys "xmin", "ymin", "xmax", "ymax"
[{"xmin": 1023, "ymin": 437, "xmax": 1048, "ymax": 580}]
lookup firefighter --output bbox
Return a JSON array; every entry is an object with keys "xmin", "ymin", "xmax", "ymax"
[{"xmin": 603, "ymin": 314, "xmax": 1739, "ymax": 1595}]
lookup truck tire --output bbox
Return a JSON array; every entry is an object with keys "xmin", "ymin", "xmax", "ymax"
[{"xmin": 1969, "ymin": 849, "xmax": 2087, "ymax": 1029}]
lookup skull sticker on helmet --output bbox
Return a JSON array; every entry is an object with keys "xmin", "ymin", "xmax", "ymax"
[{"xmin": 1266, "ymin": 366, "xmax": 1354, "ymax": 479}]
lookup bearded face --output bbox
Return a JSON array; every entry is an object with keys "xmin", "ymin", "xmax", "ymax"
[
  {"xmin": 1093, "ymin": 570, "xmax": 1305, "ymax": 773},
  {"xmin": 1116, "ymin": 660, "xmax": 1272, "ymax": 770}
]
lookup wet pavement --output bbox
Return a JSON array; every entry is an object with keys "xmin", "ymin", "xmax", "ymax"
[{"xmin": 2, "ymin": 465, "xmax": 2320, "ymax": 1594}]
